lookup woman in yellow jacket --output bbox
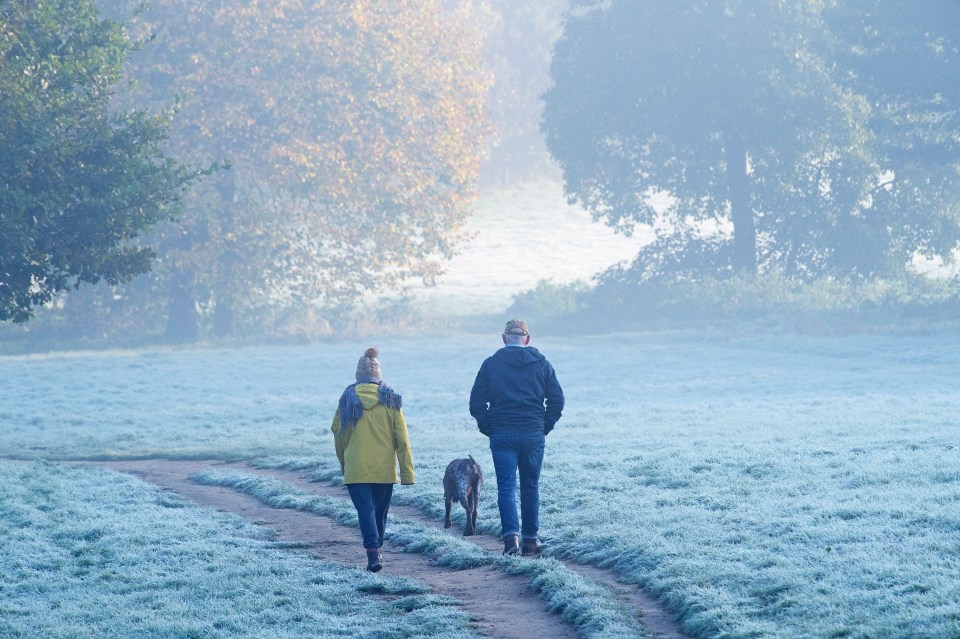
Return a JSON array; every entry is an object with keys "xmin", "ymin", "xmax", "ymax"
[{"xmin": 332, "ymin": 347, "xmax": 415, "ymax": 572}]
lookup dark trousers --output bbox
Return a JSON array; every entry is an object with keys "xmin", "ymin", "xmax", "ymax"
[{"xmin": 347, "ymin": 483, "xmax": 394, "ymax": 550}]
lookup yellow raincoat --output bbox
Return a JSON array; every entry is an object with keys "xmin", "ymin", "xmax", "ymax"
[{"xmin": 331, "ymin": 383, "xmax": 415, "ymax": 485}]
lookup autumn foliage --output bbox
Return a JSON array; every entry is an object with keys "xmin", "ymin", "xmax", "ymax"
[{"xmin": 99, "ymin": 0, "xmax": 490, "ymax": 338}]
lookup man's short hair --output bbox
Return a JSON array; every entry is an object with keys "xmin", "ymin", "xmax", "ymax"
[{"xmin": 503, "ymin": 318, "xmax": 529, "ymax": 336}]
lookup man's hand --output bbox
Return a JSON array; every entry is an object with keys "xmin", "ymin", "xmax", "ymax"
[{"xmin": 478, "ymin": 418, "xmax": 492, "ymax": 437}]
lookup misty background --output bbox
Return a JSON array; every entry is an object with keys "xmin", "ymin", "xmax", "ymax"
[
  {"xmin": 3, "ymin": 0, "xmax": 960, "ymax": 350},
  {"xmin": 4, "ymin": 6, "xmax": 960, "ymax": 635}
]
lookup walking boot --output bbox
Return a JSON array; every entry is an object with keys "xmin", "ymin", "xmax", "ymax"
[
  {"xmin": 521, "ymin": 537, "xmax": 544, "ymax": 557},
  {"xmin": 502, "ymin": 534, "xmax": 520, "ymax": 556},
  {"xmin": 366, "ymin": 549, "xmax": 383, "ymax": 572}
]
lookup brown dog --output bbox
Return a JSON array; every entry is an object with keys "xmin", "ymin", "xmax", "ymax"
[{"xmin": 443, "ymin": 455, "xmax": 483, "ymax": 536}]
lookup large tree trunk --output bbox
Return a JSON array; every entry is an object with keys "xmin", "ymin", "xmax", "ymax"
[{"xmin": 725, "ymin": 130, "xmax": 757, "ymax": 274}]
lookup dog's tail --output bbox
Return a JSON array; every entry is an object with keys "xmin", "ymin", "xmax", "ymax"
[{"xmin": 456, "ymin": 474, "xmax": 470, "ymax": 510}]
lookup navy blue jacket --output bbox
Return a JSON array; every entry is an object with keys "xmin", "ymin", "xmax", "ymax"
[{"xmin": 469, "ymin": 346, "xmax": 564, "ymax": 435}]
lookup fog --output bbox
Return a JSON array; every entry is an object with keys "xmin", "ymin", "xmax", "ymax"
[
  {"xmin": 3, "ymin": 0, "xmax": 959, "ymax": 349},
  {"xmin": 4, "ymin": 3, "xmax": 960, "ymax": 635},
  {"xmin": 402, "ymin": 183, "xmax": 652, "ymax": 316}
]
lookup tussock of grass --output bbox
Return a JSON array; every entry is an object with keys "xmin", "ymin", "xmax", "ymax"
[
  {"xmin": 252, "ymin": 456, "xmax": 344, "ymax": 483},
  {"xmin": 195, "ymin": 469, "xmax": 649, "ymax": 639},
  {"xmin": 392, "ymin": 594, "xmax": 464, "ymax": 612},
  {"xmin": 355, "ymin": 579, "xmax": 432, "ymax": 596}
]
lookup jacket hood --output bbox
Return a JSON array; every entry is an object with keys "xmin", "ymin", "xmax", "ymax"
[
  {"xmin": 356, "ymin": 383, "xmax": 382, "ymax": 409},
  {"xmin": 494, "ymin": 346, "xmax": 545, "ymax": 367}
]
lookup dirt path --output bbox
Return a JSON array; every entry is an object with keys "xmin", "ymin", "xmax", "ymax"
[{"xmin": 82, "ymin": 459, "xmax": 688, "ymax": 639}]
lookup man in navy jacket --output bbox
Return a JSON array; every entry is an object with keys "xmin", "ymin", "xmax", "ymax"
[{"xmin": 469, "ymin": 318, "xmax": 564, "ymax": 556}]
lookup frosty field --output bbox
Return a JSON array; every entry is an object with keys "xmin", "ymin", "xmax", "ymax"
[
  {"xmin": 2, "ymin": 330, "xmax": 960, "ymax": 638},
  {"xmin": 0, "ymin": 461, "xmax": 477, "ymax": 639}
]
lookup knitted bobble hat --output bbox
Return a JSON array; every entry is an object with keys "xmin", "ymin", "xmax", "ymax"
[{"xmin": 355, "ymin": 347, "xmax": 382, "ymax": 382}]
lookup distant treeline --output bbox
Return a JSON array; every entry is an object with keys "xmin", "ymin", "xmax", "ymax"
[{"xmin": 3, "ymin": 0, "xmax": 960, "ymax": 349}]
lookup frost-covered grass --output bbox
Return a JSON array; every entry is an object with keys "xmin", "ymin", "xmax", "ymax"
[
  {"xmin": 193, "ymin": 468, "xmax": 646, "ymax": 639},
  {"xmin": 0, "ymin": 460, "xmax": 478, "ymax": 639},
  {"xmin": 3, "ymin": 330, "xmax": 960, "ymax": 637}
]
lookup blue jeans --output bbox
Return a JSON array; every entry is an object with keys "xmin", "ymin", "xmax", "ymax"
[
  {"xmin": 489, "ymin": 430, "xmax": 545, "ymax": 540},
  {"xmin": 346, "ymin": 483, "xmax": 394, "ymax": 549}
]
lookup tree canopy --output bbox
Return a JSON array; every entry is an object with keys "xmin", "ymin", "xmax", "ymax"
[
  {"xmin": 0, "ymin": 0, "xmax": 203, "ymax": 323},
  {"xmin": 825, "ymin": 0, "xmax": 960, "ymax": 269},
  {"xmin": 543, "ymin": 0, "xmax": 960, "ymax": 283},
  {"xmin": 94, "ymin": 0, "xmax": 490, "ymax": 339}
]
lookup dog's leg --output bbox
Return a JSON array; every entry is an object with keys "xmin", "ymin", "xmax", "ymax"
[
  {"xmin": 469, "ymin": 482, "xmax": 479, "ymax": 534},
  {"xmin": 462, "ymin": 487, "xmax": 475, "ymax": 536},
  {"xmin": 467, "ymin": 486, "xmax": 480, "ymax": 534}
]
